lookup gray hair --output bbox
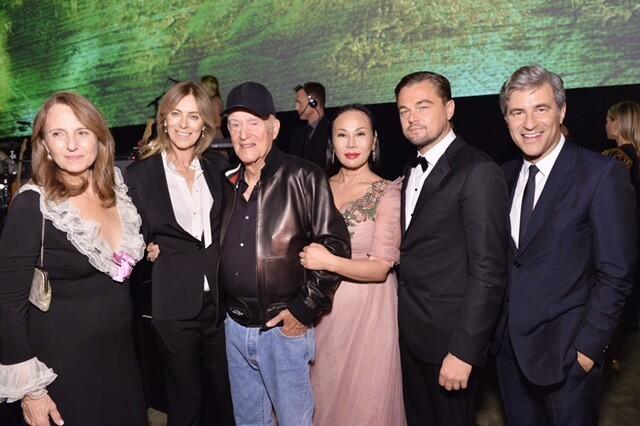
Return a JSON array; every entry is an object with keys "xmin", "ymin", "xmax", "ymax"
[{"xmin": 499, "ymin": 65, "xmax": 565, "ymax": 115}]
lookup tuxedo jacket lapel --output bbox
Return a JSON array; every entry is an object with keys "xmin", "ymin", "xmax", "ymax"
[
  {"xmin": 400, "ymin": 162, "xmax": 411, "ymax": 234},
  {"xmin": 410, "ymin": 155, "xmax": 450, "ymax": 222},
  {"xmin": 403, "ymin": 138, "xmax": 461, "ymax": 237},
  {"xmin": 518, "ymin": 142, "xmax": 577, "ymax": 254}
]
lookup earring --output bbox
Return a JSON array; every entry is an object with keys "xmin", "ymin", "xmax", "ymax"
[
  {"xmin": 331, "ymin": 148, "xmax": 335, "ymax": 164},
  {"xmin": 201, "ymin": 128, "xmax": 205, "ymax": 139},
  {"xmin": 163, "ymin": 121, "xmax": 168, "ymax": 134},
  {"xmin": 372, "ymin": 149, "xmax": 377, "ymax": 162},
  {"xmin": 42, "ymin": 142, "xmax": 52, "ymax": 160}
]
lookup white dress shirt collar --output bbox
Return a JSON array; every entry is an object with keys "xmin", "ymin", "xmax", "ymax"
[
  {"xmin": 521, "ymin": 135, "xmax": 565, "ymax": 179},
  {"xmin": 421, "ymin": 129, "xmax": 457, "ymax": 167}
]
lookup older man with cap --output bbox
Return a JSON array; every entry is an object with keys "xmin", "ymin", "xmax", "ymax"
[{"xmin": 219, "ymin": 82, "xmax": 350, "ymax": 426}]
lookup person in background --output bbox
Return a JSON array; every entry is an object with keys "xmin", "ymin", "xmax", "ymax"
[
  {"xmin": 201, "ymin": 75, "xmax": 225, "ymax": 139},
  {"xmin": 0, "ymin": 92, "xmax": 147, "ymax": 425},
  {"xmin": 126, "ymin": 81, "xmax": 234, "ymax": 426},
  {"xmin": 303, "ymin": 104, "xmax": 405, "ymax": 425},
  {"xmin": 289, "ymin": 82, "xmax": 331, "ymax": 171},
  {"xmin": 604, "ymin": 101, "xmax": 640, "ymax": 198},
  {"xmin": 602, "ymin": 100, "xmax": 640, "ymax": 371}
]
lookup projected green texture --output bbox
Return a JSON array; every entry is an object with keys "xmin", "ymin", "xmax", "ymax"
[{"xmin": 1, "ymin": 0, "xmax": 639, "ymax": 137}]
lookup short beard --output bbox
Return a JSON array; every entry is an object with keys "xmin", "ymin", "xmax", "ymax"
[{"xmin": 407, "ymin": 134, "xmax": 438, "ymax": 152}]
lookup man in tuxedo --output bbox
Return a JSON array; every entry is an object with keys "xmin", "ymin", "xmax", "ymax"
[
  {"xmin": 396, "ymin": 71, "xmax": 508, "ymax": 426},
  {"xmin": 494, "ymin": 65, "xmax": 636, "ymax": 426},
  {"xmin": 288, "ymin": 82, "xmax": 331, "ymax": 171}
]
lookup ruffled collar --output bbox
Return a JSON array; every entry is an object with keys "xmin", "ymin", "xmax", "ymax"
[{"xmin": 20, "ymin": 168, "xmax": 145, "ymax": 282}]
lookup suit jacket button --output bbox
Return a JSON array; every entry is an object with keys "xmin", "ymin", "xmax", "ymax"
[{"xmin": 196, "ymin": 242, "xmax": 204, "ymax": 249}]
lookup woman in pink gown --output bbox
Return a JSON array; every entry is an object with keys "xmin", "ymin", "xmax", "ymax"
[{"xmin": 300, "ymin": 104, "xmax": 405, "ymax": 425}]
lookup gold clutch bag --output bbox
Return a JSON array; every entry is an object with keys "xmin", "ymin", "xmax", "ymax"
[{"xmin": 29, "ymin": 215, "xmax": 51, "ymax": 312}]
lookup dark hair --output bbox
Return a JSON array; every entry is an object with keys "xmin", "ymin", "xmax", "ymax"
[
  {"xmin": 394, "ymin": 71, "xmax": 452, "ymax": 102},
  {"xmin": 294, "ymin": 82, "xmax": 326, "ymax": 108},
  {"xmin": 327, "ymin": 104, "xmax": 382, "ymax": 174}
]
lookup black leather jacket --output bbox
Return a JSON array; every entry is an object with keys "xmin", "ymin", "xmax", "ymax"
[{"xmin": 220, "ymin": 146, "xmax": 350, "ymax": 327}]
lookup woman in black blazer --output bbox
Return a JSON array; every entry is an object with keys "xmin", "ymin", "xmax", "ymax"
[{"xmin": 125, "ymin": 81, "xmax": 234, "ymax": 426}]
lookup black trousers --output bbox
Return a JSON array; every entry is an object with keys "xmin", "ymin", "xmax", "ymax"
[
  {"xmin": 152, "ymin": 292, "xmax": 234, "ymax": 426},
  {"xmin": 496, "ymin": 331, "xmax": 604, "ymax": 426},
  {"xmin": 400, "ymin": 336, "xmax": 477, "ymax": 426}
]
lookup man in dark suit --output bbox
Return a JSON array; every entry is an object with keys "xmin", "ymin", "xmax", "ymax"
[
  {"xmin": 288, "ymin": 82, "xmax": 330, "ymax": 171},
  {"xmin": 396, "ymin": 71, "xmax": 508, "ymax": 426},
  {"xmin": 494, "ymin": 65, "xmax": 636, "ymax": 426}
]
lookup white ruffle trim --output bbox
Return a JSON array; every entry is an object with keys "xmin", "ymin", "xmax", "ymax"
[
  {"xmin": 20, "ymin": 168, "xmax": 145, "ymax": 280},
  {"xmin": 0, "ymin": 357, "xmax": 57, "ymax": 403}
]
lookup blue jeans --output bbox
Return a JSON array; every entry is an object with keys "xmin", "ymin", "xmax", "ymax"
[{"xmin": 225, "ymin": 316, "xmax": 316, "ymax": 426}]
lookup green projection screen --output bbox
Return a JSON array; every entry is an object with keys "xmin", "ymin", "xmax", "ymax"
[{"xmin": 1, "ymin": 0, "xmax": 639, "ymax": 137}]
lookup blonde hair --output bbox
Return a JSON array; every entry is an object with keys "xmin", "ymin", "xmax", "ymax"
[
  {"xmin": 608, "ymin": 101, "xmax": 640, "ymax": 153},
  {"xmin": 139, "ymin": 81, "xmax": 215, "ymax": 160},
  {"xmin": 31, "ymin": 92, "xmax": 116, "ymax": 207},
  {"xmin": 200, "ymin": 75, "xmax": 221, "ymax": 98}
]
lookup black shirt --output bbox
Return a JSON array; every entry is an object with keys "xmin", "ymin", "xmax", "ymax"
[{"xmin": 220, "ymin": 177, "xmax": 259, "ymax": 312}]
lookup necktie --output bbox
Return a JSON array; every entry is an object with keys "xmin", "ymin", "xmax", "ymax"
[
  {"xmin": 408, "ymin": 156, "xmax": 429, "ymax": 172},
  {"xmin": 519, "ymin": 164, "xmax": 539, "ymax": 246}
]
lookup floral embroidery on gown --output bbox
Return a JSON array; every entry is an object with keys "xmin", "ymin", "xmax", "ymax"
[{"xmin": 311, "ymin": 178, "xmax": 406, "ymax": 426}]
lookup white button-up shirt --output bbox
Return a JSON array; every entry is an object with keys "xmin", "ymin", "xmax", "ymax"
[
  {"xmin": 509, "ymin": 135, "xmax": 565, "ymax": 247},
  {"xmin": 162, "ymin": 151, "xmax": 213, "ymax": 291}
]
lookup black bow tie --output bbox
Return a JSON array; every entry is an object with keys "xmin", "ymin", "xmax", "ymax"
[{"xmin": 408, "ymin": 156, "xmax": 429, "ymax": 172}]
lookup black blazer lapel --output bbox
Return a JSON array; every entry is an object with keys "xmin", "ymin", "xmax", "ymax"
[
  {"xmin": 200, "ymin": 156, "xmax": 221, "ymax": 225},
  {"xmin": 145, "ymin": 155, "xmax": 190, "ymax": 237},
  {"xmin": 518, "ymin": 142, "xmax": 577, "ymax": 254}
]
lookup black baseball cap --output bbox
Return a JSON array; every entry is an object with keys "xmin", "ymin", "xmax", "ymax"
[{"xmin": 223, "ymin": 82, "xmax": 276, "ymax": 119}]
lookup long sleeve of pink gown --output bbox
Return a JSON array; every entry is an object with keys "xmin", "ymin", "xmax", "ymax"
[{"xmin": 367, "ymin": 180, "xmax": 402, "ymax": 267}]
